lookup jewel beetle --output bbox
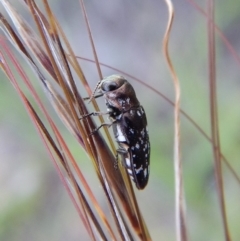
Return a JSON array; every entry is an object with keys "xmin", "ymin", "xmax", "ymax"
[{"xmin": 87, "ymin": 75, "xmax": 150, "ymax": 189}]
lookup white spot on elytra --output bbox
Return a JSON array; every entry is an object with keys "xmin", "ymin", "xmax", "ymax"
[
  {"xmin": 126, "ymin": 97, "xmax": 130, "ymax": 104},
  {"xmin": 130, "ymin": 110, "xmax": 134, "ymax": 115},
  {"xmin": 135, "ymin": 165, "xmax": 143, "ymax": 174},
  {"xmin": 144, "ymin": 168, "xmax": 148, "ymax": 177},
  {"xmin": 135, "ymin": 143, "xmax": 140, "ymax": 149},
  {"xmin": 127, "ymin": 169, "xmax": 133, "ymax": 174},
  {"xmin": 137, "ymin": 110, "xmax": 141, "ymax": 116},
  {"xmin": 131, "ymin": 146, "xmax": 135, "ymax": 150},
  {"xmin": 129, "ymin": 128, "xmax": 134, "ymax": 134},
  {"xmin": 133, "ymin": 154, "xmax": 136, "ymax": 158}
]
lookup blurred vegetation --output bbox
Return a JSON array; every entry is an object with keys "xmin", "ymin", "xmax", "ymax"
[{"xmin": 0, "ymin": 1, "xmax": 240, "ymax": 240}]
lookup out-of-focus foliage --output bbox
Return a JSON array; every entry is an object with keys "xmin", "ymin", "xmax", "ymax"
[{"xmin": 1, "ymin": 1, "xmax": 240, "ymax": 240}]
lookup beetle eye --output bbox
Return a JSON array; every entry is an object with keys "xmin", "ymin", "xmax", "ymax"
[{"xmin": 102, "ymin": 81, "xmax": 118, "ymax": 92}]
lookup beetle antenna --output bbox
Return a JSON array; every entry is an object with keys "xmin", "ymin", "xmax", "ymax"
[{"xmin": 88, "ymin": 80, "xmax": 102, "ymax": 103}]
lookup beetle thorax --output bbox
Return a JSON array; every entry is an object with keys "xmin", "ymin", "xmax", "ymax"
[{"xmin": 104, "ymin": 85, "xmax": 139, "ymax": 111}]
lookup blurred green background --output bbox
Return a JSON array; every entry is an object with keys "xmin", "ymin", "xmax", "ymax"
[{"xmin": 1, "ymin": 0, "xmax": 240, "ymax": 240}]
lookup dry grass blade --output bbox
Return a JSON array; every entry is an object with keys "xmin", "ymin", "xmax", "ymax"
[
  {"xmin": 163, "ymin": 0, "xmax": 188, "ymax": 240},
  {"xmin": 0, "ymin": 0, "xmax": 151, "ymax": 240},
  {"xmin": 207, "ymin": 1, "xmax": 231, "ymax": 240},
  {"xmin": 78, "ymin": 0, "xmax": 102, "ymax": 81}
]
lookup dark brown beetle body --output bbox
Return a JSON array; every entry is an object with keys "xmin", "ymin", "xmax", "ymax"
[{"xmin": 90, "ymin": 75, "xmax": 150, "ymax": 189}]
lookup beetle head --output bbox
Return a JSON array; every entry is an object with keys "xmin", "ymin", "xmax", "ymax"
[{"xmin": 99, "ymin": 75, "xmax": 139, "ymax": 110}]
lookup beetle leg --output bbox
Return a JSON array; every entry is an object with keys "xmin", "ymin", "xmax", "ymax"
[
  {"xmin": 116, "ymin": 148, "xmax": 128, "ymax": 155},
  {"xmin": 80, "ymin": 111, "xmax": 109, "ymax": 120},
  {"xmin": 90, "ymin": 121, "xmax": 116, "ymax": 135},
  {"xmin": 115, "ymin": 148, "xmax": 128, "ymax": 168}
]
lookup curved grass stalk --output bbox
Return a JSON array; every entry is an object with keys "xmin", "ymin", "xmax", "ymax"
[{"xmin": 163, "ymin": 0, "xmax": 188, "ymax": 240}]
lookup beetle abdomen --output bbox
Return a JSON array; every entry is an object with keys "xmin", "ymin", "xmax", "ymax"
[{"xmin": 122, "ymin": 106, "xmax": 150, "ymax": 189}]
